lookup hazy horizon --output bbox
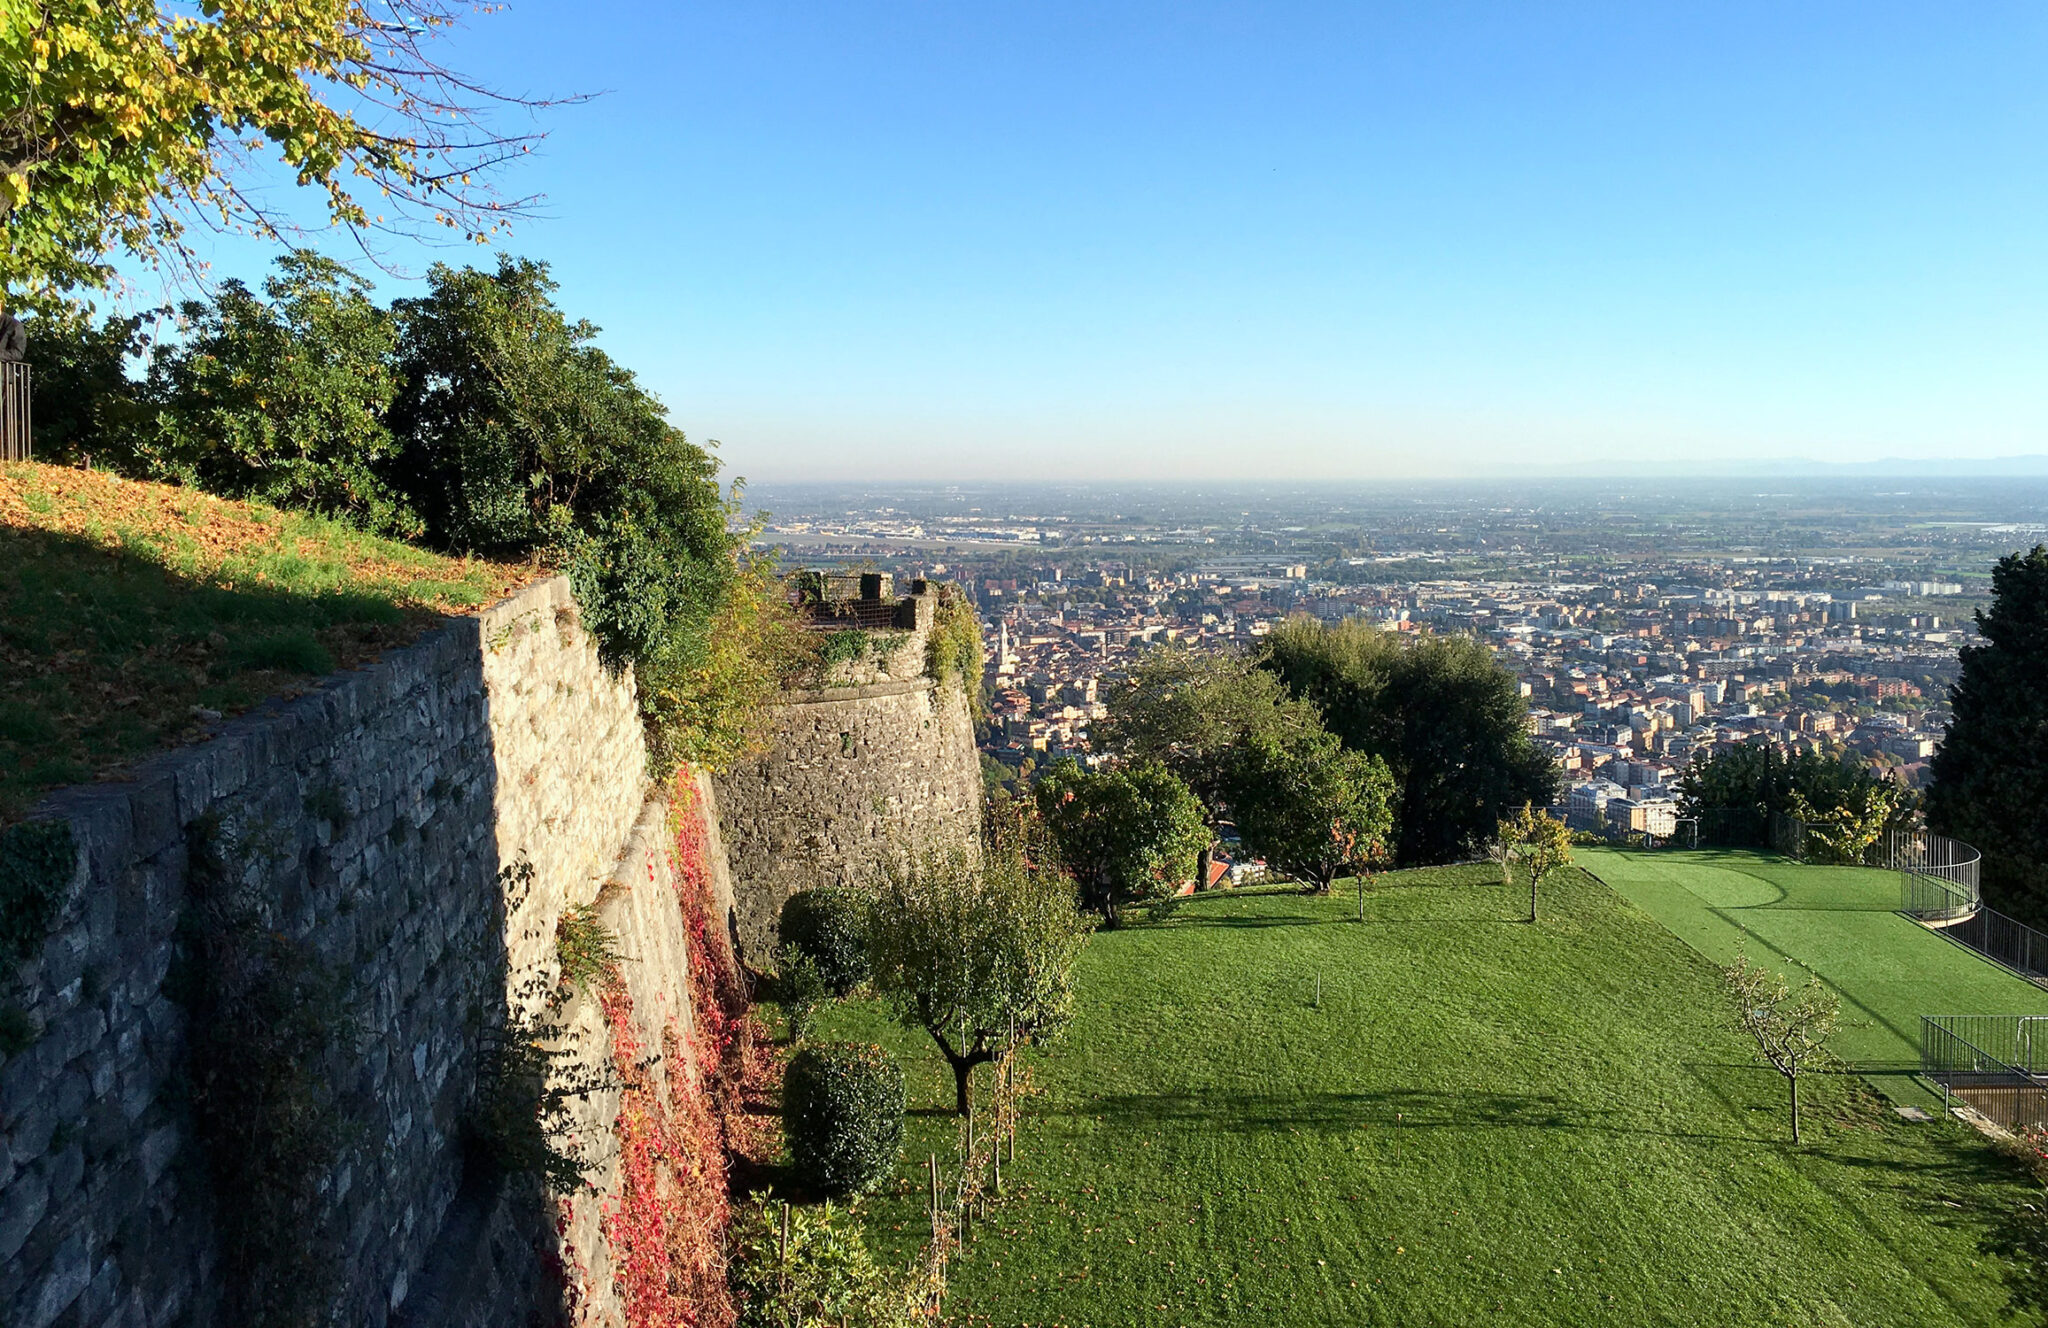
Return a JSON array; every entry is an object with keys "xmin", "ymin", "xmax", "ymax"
[{"xmin": 127, "ymin": 2, "xmax": 2048, "ymax": 484}]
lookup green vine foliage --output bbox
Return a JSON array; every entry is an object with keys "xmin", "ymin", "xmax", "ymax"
[
  {"xmin": 464, "ymin": 1014, "xmax": 591, "ymax": 1195},
  {"xmin": 0, "ymin": 818, "xmax": 74, "ymax": 966},
  {"xmin": 177, "ymin": 815, "xmax": 360, "ymax": 1327},
  {"xmin": 925, "ymin": 589, "xmax": 985, "ymax": 719},
  {"xmin": 555, "ymin": 903, "xmax": 623, "ymax": 997},
  {"xmin": 819, "ymin": 629, "xmax": 874, "ymax": 677}
]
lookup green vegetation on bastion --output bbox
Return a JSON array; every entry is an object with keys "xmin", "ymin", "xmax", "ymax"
[
  {"xmin": 812, "ymin": 864, "xmax": 2038, "ymax": 1327},
  {"xmin": 0, "ymin": 462, "xmax": 531, "ymax": 822}
]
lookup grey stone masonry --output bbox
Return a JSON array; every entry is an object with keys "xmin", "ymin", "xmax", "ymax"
[
  {"xmin": 0, "ymin": 574, "xmax": 699, "ymax": 1327},
  {"xmin": 714, "ymin": 584, "xmax": 982, "ymax": 959}
]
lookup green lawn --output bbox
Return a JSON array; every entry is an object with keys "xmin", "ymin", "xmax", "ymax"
[
  {"xmin": 806, "ymin": 866, "xmax": 2040, "ymax": 1328},
  {"xmin": 0, "ymin": 463, "xmax": 530, "ymax": 822},
  {"xmin": 1582, "ymin": 848, "xmax": 2048, "ymax": 1077}
]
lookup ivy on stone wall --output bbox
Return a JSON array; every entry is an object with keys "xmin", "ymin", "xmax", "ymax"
[
  {"xmin": 0, "ymin": 818, "xmax": 74, "ymax": 966},
  {"xmin": 926, "ymin": 589, "xmax": 986, "ymax": 720},
  {"xmin": 177, "ymin": 814, "xmax": 360, "ymax": 1328}
]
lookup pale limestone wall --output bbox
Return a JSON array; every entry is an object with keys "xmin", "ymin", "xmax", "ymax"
[{"xmin": 0, "ymin": 574, "xmax": 722, "ymax": 1328}]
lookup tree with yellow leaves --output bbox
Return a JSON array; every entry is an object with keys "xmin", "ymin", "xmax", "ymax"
[
  {"xmin": 0, "ymin": 0, "xmax": 563, "ymax": 308},
  {"xmin": 1496, "ymin": 801, "xmax": 1573, "ymax": 923}
]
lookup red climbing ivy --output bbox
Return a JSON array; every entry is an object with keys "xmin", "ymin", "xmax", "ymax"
[{"xmin": 591, "ymin": 770, "xmax": 774, "ymax": 1328}]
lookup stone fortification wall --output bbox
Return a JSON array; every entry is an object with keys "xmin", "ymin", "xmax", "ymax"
[
  {"xmin": 0, "ymin": 575, "xmax": 728, "ymax": 1327},
  {"xmin": 714, "ymin": 581, "xmax": 982, "ymax": 959}
]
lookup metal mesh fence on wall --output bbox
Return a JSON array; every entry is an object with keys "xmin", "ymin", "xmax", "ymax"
[
  {"xmin": 1922, "ymin": 1015, "xmax": 2048, "ymax": 1130},
  {"xmin": 1694, "ymin": 807, "xmax": 1770, "ymax": 849}
]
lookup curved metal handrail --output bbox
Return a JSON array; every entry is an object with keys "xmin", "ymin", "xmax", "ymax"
[
  {"xmin": 1885, "ymin": 828, "xmax": 1982, "ymax": 921},
  {"xmin": 1772, "ymin": 814, "xmax": 1982, "ymax": 920}
]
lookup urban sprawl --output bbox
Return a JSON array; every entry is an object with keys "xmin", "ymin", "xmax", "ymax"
[{"xmin": 751, "ymin": 479, "xmax": 2048, "ymax": 845}]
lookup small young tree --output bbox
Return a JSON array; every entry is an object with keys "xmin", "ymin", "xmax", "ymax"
[
  {"xmin": 1033, "ymin": 758, "xmax": 1211, "ymax": 924},
  {"xmin": 866, "ymin": 841, "xmax": 1091, "ymax": 1116},
  {"xmin": 1722, "ymin": 953, "xmax": 1841, "ymax": 1143},
  {"xmin": 1497, "ymin": 802, "xmax": 1574, "ymax": 923},
  {"xmin": 1228, "ymin": 731, "xmax": 1397, "ymax": 915}
]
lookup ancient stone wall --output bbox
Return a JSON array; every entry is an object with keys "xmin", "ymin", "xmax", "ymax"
[
  {"xmin": 0, "ymin": 575, "xmax": 727, "ymax": 1328},
  {"xmin": 714, "ymin": 586, "xmax": 983, "ymax": 959}
]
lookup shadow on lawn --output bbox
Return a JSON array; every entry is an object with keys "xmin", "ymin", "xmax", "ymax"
[
  {"xmin": 1077, "ymin": 1087, "xmax": 1751, "ymax": 1143},
  {"xmin": 1163, "ymin": 912, "xmax": 1328, "ymax": 930}
]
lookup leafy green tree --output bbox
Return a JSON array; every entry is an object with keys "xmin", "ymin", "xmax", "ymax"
[
  {"xmin": 1929, "ymin": 545, "xmax": 2048, "ymax": 917},
  {"xmin": 1677, "ymin": 739, "xmax": 1914, "ymax": 855},
  {"xmin": 0, "ymin": 0, "xmax": 552, "ymax": 308},
  {"xmin": 1033, "ymin": 758, "xmax": 1211, "ymax": 923},
  {"xmin": 1497, "ymin": 802, "xmax": 1574, "ymax": 923},
  {"xmin": 150, "ymin": 251, "xmax": 411, "ymax": 533},
  {"xmin": 1228, "ymin": 730, "xmax": 1397, "ymax": 913},
  {"xmin": 1256, "ymin": 618, "xmax": 1558, "ymax": 866},
  {"xmin": 1094, "ymin": 645, "xmax": 1324, "ymax": 884},
  {"xmin": 387, "ymin": 255, "xmax": 738, "ymax": 668},
  {"xmin": 866, "ymin": 840, "xmax": 1091, "ymax": 1115},
  {"xmin": 13, "ymin": 304, "xmax": 158, "ymax": 465}
]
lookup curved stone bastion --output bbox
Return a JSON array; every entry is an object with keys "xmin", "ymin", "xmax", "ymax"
[{"xmin": 713, "ymin": 575, "xmax": 984, "ymax": 960}]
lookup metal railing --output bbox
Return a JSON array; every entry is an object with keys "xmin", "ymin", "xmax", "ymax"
[
  {"xmin": 1922, "ymin": 1014, "xmax": 2048, "ymax": 1130},
  {"xmin": 1884, "ymin": 828, "xmax": 1981, "ymax": 912},
  {"xmin": 1931, "ymin": 908, "xmax": 2048, "ymax": 984},
  {"xmin": 1766, "ymin": 813, "xmax": 1982, "ymax": 921},
  {"xmin": 0, "ymin": 362, "xmax": 27, "ymax": 461}
]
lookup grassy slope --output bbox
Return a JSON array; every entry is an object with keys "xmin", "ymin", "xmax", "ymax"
[
  {"xmin": 0, "ymin": 463, "xmax": 531, "ymax": 822},
  {"xmin": 1583, "ymin": 849, "xmax": 2048, "ymax": 1073},
  {"xmin": 811, "ymin": 867, "xmax": 2036, "ymax": 1328}
]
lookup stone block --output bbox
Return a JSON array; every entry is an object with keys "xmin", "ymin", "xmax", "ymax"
[{"xmin": 0, "ymin": 1169, "xmax": 49, "ymax": 1262}]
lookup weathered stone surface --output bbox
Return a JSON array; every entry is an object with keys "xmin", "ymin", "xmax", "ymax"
[
  {"xmin": 714, "ymin": 594, "xmax": 982, "ymax": 959},
  {"xmin": 0, "ymin": 576, "xmax": 702, "ymax": 1327}
]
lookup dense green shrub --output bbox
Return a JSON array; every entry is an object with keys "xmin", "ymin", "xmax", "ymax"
[
  {"xmin": 727, "ymin": 1194, "xmax": 912, "ymax": 1328},
  {"xmin": 776, "ymin": 950, "xmax": 829, "ymax": 1043},
  {"xmin": 152, "ymin": 253, "xmax": 414, "ymax": 534},
  {"xmin": 28, "ymin": 250, "xmax": 788, "ymax": 773},
  {"xmin": 779, "ymin": 887, "xmax": 871, "ymax": 996},
  {"xmin": 783, "ymin": 1042, "xmax": 905, "ymax": 1196}
]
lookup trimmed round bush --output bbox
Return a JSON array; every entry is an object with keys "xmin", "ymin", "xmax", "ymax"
[
  {"xmin": 779, "ymin": 887, "xmax": 870, "ymax": 996},
  {"xmin": 783, "ymin": 1042, "xmax": 905, "ymax": 1196}
]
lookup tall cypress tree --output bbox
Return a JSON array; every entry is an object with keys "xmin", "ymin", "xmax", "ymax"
[{"xmin": 1928, "ymin": 545, "xmax": 2048, "ymax": 917}]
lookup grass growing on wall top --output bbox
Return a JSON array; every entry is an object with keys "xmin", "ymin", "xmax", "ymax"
[
  {"xmin": 813, "ymin": 863, "xmax": 2038, "ymax": 1327},
  {"xmin": 0, "ymin": 462, "xmax": 532, "ymax": 822}
]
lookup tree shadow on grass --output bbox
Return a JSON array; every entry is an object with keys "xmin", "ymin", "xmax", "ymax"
[
  {"xmin": 1163, "ymin": 913, "xmax": 1329, "ymax": 930},
  {"xmin": 1074, "ymin": 1087, "xmax": 1751, "ymax": 1143}
]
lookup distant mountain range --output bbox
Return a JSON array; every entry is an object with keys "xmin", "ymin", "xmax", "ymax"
[{"xmin": 1734, "ymin": 455, "xmax": 2048, "ymax": 477}]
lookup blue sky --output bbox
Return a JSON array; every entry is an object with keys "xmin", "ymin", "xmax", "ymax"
[{"xmin": 155, "ymin": 2, "xmax": 2048, "ymax": 482}]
